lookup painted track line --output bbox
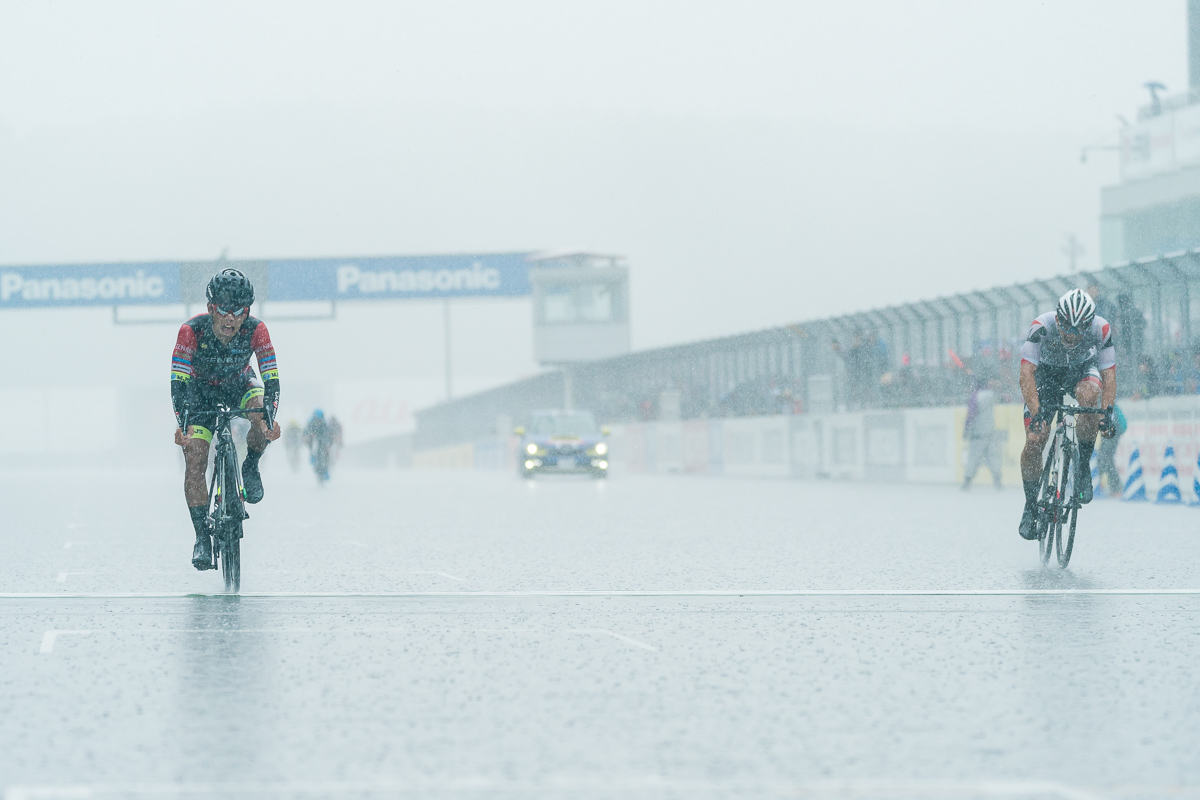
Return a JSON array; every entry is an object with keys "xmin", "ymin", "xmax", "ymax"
[
  {"xmin": 38, "ymin": 630, "xmax": 92, "ymax": 654},
  {"xmin": 3, "ymin": 588, "xmax": 1200, "ymax": 599},
  {"xmin": 37, "ymin": 626, "xmax": 660, "ymax": 654},
  {"xmin": 0, "ymin": 778, "xmax": 1115, "ymax": 799},
  {"xmin": 568, "ymin": 627, "xmax": 659, "ymax": 651}
]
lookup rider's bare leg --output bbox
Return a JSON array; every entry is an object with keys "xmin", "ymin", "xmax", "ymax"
[
  {"xmin": 1073, "ymin": 379, "xmax": 1101, "ymax": 504},
  {"xmin": 182, "ymin": 435, "xmax": 213, "ymax": 568},
  {"xmin": 242, "ymin": 394, "xmax": 270, "ymax": 504},
  {"xmin": 1020, "ymin": 426, "xmax": 1049, "ymax": 483},
  {"xmin": 244, "ymin": 394, "xmax": 270, "ymax": 455},
  {"xmin": 183, "ymin": 436, "xmax": 210, "ymax": 507},
  {"xmin": 1074, "ymin": 379, "xmax": 1101, "ymax": 453}
]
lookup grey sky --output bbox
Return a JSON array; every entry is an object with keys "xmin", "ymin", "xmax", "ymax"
[{"xmin": 0, "ymin": 0, "xmax": 1186, "ymax": 349}]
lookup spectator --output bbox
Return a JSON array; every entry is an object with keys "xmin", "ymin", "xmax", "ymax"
[
  {"xmin": 1117, "ymin": 294, "xmax": 1147, "ymax": 366},
  {"xmin": 961, "ymin": 374, "xmax": 1003, "ymax": 491},
  {"xmin": 829, "ymin": 338, "xmax": 847, "ymax": 411},
  {"xmin": 1087, "ymin": 283, "xmax": 1118, "ymax": 331},
  {"xmin": 845, "ymin": 331, "xmax": 870, "ymax": 409},
  {"xmin": 1165, "ymin": 350, "xmax": 1188, "ymax": 395},
  {"xmin": 1131, "ymin": 355, "xmax": 1162, "ymax": 399}
]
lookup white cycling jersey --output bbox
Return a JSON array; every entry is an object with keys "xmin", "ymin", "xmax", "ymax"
[{"xmin": 1020, "ymin": 312, "xmax": 1115, "ymax": 372}]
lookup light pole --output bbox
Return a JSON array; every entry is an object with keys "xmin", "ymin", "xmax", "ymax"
[{"xmin": 443, "ymin": 298, "xmax": 452, "ymax": 401}]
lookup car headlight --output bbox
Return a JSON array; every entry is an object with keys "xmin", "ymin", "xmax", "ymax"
[
  {"xmin": 598, "ymin": 460, "xmax": 608, "ymax": 470},
  {"xmin": 594, "ymin": 442, "xmax": 608, "ymax": 455},
  {"xmin": 526, "ymin": 443, "xmax": 538, "ymax": 455},
  {"xmin": 524, "ymin": 460, "xmax": 536, "ymax": 469}
]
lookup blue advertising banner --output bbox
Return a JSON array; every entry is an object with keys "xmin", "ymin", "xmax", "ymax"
[
  {"xmin": 0, "ymin": 262, "xmax": 181, "ymax": 308},
  {"xmin": 268, "ymin": 253, "xmax": 535, "ymax": 302},
  {"xmin": 0, "ymin": 252, "xmax": 537, "ymax": 308}
]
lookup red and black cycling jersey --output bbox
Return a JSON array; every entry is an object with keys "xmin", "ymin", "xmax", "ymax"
[{"xmin": 171, "ymin": 314, "xmax": 279, "ymax": 419}]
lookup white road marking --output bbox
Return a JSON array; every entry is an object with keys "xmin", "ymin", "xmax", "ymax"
[
  {"xmin": 411, "ymin": 571, "xmax": 467, "ymax": 582},
  {"xmin": 54, "ymin": 572, "xmax": 93, "ymax": 583},
  {"xmin": 569, "ymin": 628, "xmax": 658, "ymax": 652},
  {"xmin": 35, "ymin": 627, "xmax": 638, "ymax": 653},
  {"xmin": 0, "ymin": 778, "xmax": 1116, "ymax": 798},
  {"xmin": 38, "ymin": 630, "xmax": 94, "ymax": 654},
  {"xmin": 4, "ymin": 588, "xmax": 1200, "ymax": 599}
]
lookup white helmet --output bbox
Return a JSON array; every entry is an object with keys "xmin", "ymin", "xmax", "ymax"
[{"xmin": 1056, "ymin": 288, "xmax": 1095, "ymax": 331}]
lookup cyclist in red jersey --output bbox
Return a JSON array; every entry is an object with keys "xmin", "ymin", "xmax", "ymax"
[{"xmin": 170, "ymin": 269, "xmax": 281, "ymax": 569}]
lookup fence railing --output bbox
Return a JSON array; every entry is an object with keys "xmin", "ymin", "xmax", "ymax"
[{"xmin": 415, "ymin": 250, "xmax": 1200, "ymax": 451}]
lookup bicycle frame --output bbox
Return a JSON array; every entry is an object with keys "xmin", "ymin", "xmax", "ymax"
[
  {"xmin": 179, "ymin": 401, "xmax": 272, "ymax": 590},
  {"xmin": 1035, "ymin": 402, "xmax": 1113, "ymax": 568}
]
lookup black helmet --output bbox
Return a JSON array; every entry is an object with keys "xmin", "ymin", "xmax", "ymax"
[{"xmin": 206, "ymin": 268, "xmax": 255, "ymax": 307}]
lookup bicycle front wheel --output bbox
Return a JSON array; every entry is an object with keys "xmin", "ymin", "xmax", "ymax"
[
  {"xmin": 1052, "ymin": 445, "xmax": 1078, "ymax": 569},
  {"xmin": 1037, "ymin": 441, "xmax": 1059, "ymax": 565},
  {"xmin": 220, "ymin": 523, "xmax": 241, "ymax": 593}
]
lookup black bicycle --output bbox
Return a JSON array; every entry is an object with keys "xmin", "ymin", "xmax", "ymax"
[
  {"xmin": 180, "ymin": 401, "xmax": 274, "ymax": 592},
  {"xmin": 1033, "ymin": 403, "xmax": 1114, "ymax": 568}
]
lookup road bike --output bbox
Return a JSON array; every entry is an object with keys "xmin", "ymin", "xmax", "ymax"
[
  {"xmin": 1033, "ymin": 402, "xmax": 1114, "ymax": 568},
  {"xmin": 180, "ymin": 401, "xmax": 274, "ymax": 592}
]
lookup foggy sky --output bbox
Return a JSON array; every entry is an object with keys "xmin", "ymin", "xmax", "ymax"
[{"xmin": 0, "ymin": 0, "xmax": 1185, "ymax": 349}]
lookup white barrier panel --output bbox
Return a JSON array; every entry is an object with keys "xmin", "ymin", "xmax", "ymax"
[
  {"xmin": 656, "ymin": 422, "xmax": 684, "ymax": 474},
  {"xmin": 721, "ymin": 416, "xmax": 791, "ymax": 479},
  {"xmin": 905, "ymin": 407, "xmax": 958, "ymax": 484},
  {"xmin": 416, "ymin": 396, "xmax": 1200, "ymax": 496},
  {"xmin": 1115, "ymin": 396, "xmax": 1200, "ymax": 497},
  {"xmin": 0, "ymin": 387, "xmax": 118, "ymax": 455}
]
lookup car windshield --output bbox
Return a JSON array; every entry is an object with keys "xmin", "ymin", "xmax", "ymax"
[{"xmin": 530, "ymin": 412, "xmax": 598, "ymax": 437}]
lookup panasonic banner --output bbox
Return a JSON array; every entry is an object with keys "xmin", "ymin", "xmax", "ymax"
[
  {"xmin": 0, "ymin": 262, "xmax": 180, "ymax": 308},
  {"xmin": 268, "ymin": 253, "xmax": 535, "ymax": 302},
  {"xmin": 0, "ymin": 253, "xmax": 535, "ymax": 309}
]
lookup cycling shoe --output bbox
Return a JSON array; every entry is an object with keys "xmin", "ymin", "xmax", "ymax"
[
  {"xmin": 243, "ymin": 457, "xmax": 264, "ymax": 504},
  {"xmin": 1018, "ymin": 504, "xmax": 1039, "ymax": 540},
  {"xmin": 1077, "ymin": 471, "xmax": 1093, "ymax": 505},
  {"xmin": 192, "ymin": 532, "xmax": 214, "ymax": 570}
]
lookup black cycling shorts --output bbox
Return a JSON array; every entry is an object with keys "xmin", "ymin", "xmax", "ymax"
[
  {"xmin": 1023, "ymin": 362, "xmax": 1101, "ymax": 428},
  {"xmin": 185, "ymin": 373, "xmax": 264, "ymax": 442}
]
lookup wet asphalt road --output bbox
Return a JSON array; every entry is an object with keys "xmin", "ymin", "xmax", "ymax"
[{"xmin": 2, "ymin": 464, "xmax": 1199, "ymax": 799}]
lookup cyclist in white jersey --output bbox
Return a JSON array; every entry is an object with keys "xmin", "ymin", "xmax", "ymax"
[{"xmin": 1017, "ymin": 289, "xmax": 1117, "ymax": 540}]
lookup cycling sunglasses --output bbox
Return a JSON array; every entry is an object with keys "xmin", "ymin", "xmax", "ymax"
[
  {"xmin": 213, "ymin": 303, "xmax": 250, "ymax": 317},
  {"xmin": 1056, "ymin": 317, "xmax": 1087, "ymax": 336}
]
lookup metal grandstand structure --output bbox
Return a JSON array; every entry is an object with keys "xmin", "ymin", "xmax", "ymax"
[{"xmin": 415, "ymin": 251, "xmax": 1200, "ymax": 451}]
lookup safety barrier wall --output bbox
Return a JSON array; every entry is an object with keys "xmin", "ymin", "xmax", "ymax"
[
  {"xmin": 414, "ymin": 396, "xmax": 1200, "ymax": 498},
  {"xmin": 414, "ymin": 250, "xmax": 1200, "ymax": 453}
]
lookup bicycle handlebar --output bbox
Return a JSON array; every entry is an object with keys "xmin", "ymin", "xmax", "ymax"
[
  {"xmin": 1037, "ymin": 404, "xmax": 1116, "ymax": 433},
  {"xmin": 179, "ymin": 403, "xmax": 275, "ymax": 432},
  {"xmin": 1041, "ymin": 404, "xmax": 1111, "ymax": 415}
]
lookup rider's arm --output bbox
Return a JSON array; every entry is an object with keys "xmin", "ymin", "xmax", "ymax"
[
  {"xmin": 1100, "ymin": 366, "xmax": 1116, "ymax": 409},
  {"xmin": 1097, "ymin": 320, "xmax": 1116, "ymax": 415},
  {"xmin": 1019, "ymin": 361, "xmax": 1039, "ymax": 417},
  {"xmin": 171, "ymin": 322, "xmax": 198, "ymax": 427},
  {"xmin": 1019, "ymin": 320, "xmax": 1044, "ymax": 417},
  {"xmin": 1097, "ymin": 321, "xmax": 1116, "ymax": 408},
  {"xmin": 251, "ymin": 321, "xmax": 280, "ymax": 412}
]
